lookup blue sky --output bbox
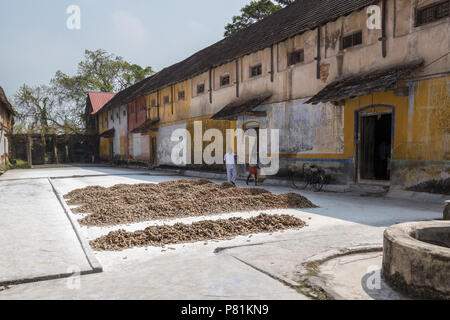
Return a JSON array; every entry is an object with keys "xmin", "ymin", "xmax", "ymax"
[{"xmin": 0, "ymin": 0, "xmax": 248, "ymax": 97}]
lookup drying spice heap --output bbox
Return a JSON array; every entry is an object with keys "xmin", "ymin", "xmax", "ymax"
[
  {"xmin": 64, "ymin": 179, "xmax": 317, "ymax": 227},
  {"xmin": 90, "ymin": 214, "xmax": 307, "ymax": 251}
]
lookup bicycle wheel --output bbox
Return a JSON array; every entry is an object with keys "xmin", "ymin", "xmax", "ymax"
[
  {"xmin": 312, "ymin": 174, "xmax": 326, "ymax": 192},
  {"xmin": 291, "ymin": 172, "xmax": 309, "ymax": 190}
]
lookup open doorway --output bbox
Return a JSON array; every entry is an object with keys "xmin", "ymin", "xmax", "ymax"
[{"xmin": 359, "ymin": 113, "xmax": 392, "ymax": 182}]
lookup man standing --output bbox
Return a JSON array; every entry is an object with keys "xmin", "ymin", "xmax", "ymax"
[{"xmin": 224, "ymin": 148, "xmax": 237, "ymax": 186}]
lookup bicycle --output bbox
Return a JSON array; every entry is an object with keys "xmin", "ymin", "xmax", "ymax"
[{"xmin": 289, "ymin": 163, "xmax": 329, "ymax": 192}]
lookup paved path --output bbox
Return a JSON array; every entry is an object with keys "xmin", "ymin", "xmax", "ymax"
[
  {"xmin": 0, "ymin": 165, "xmax": 443, "ymax": 299},
  {"xmin": 0, "ymin": 252, "xmax": 305, "ymax": 300},
  {"xmin": 0, "ymin": 177, "xmax": 96, "ymax": 285},
  {"xmin": 0, "ymin": 165, "xmax": 152, "ymax": 180}
]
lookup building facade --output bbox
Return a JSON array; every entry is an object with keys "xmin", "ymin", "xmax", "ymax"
[
  {"xmin": 128, "ymin": 96, "xmax": 149, "ymax": 162},
  {"xmin": 101, "ymin": 0, "xmax": 449, "ymax": 190},
  {"xmin": 0, "ymin": 86, "xmax": 14, "ymax": 166},
  {"xmin": 85, "ymin": 92, "xmax": 115, "ymax": 161}
]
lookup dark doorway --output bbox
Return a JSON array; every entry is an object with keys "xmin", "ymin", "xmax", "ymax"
[
  {"xmin": 359, "ymin": 113, "xmax": 392, "ymax": 181},
  {"xmin": 109, "ymin": 141, "xmax": 114, "ymax": 161}
]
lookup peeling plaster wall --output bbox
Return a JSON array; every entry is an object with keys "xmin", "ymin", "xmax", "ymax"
[
  {"xmin": 235, "ymin": 100, "xmax": 347, "ymax": 181},
  {"xmin": 157, "ymin": 123, "xmax": 187, "ymax": 166},
  {"xmin": 108, "ymin": 105, "xmax": 128, "ymax": 158},
  {"xmin": 131, "ymin": 134, "xmax": 150, "ymax": 161},
  {"xmin": 391, "ymin": 76, "xmax": 450, "ymax": 187},
  {"xmin": 267, "ymin": 101, "xmax": 345, "ymax": 154},
  {"xmin": 109, "ymin": 0, "xmax": 448, "ymax": 188},
  {"xmin": 132, "ymin": 133, "xmax": 142, "ymax": 158}
]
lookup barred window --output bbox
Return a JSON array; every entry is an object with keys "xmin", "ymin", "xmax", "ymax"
[
  {"xmin": 342, "ymin": 31, "xmax": 363, "ymax": 49},
  {"xmin": 163, "ymin": 96, "xmax": 170, "ymax": 105},
  {"xmin": 250, "ymin": 64, "xmax": 262, "ymax": 77},
  {"xmin": 416, "ymin": 1, "xmax": 449, "ymax": 26},
  {"xmin": 288, "ymin": 49, "xmax": 304, "ymax": 66},
  {"xmin": 178, "ymin": 90, "xmax": 185, "ymax": 101},
  {"xmin": 197, "ymin": 83, "xmax": 205, "ymax": 94},
  {"xmin": 220, "ymin": 75, "xmax": 230, "ymax": 87}
]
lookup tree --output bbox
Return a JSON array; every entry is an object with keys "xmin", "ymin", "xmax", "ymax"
[
  {"xmin": 13, "ymin": 84, "xmax": 83, "ymax": 134},
  {"xmin": 52, "ymin": 49, "xmax": 154, "ymax": 117},
  {"xmin": 13, "ymin": 49, "xmax": 154, "ymax": 134},
  {"xmin": 224, "ymin": 0, "xmax": 295, "ymax": 37}
]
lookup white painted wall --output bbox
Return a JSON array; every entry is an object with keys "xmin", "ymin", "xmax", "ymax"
[
  {"xmin": 157, "ymin": 123, "xmax": 187, "ymax": 166},
  {"xmin": 133, "ymin": 133, "xmax": 142, "ymax": 158},
  {"xmin": 108, "ymin": 105, "xmax": 128, "ymax": 157}
]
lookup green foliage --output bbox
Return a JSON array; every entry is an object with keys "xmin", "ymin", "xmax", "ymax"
[
  {"xmin": 224, "ymin": 0, "xmax": 295, "ymax": 37},
  {"xmin": 52, "ymin": 49, "xmax": 154, "ymax": 119},
  {"xmin": 13, "ymin": 84, "xmax": 57, "ymax": 134},
  {"xmin": 0, "ymin": 159, "xmax": 29, "ymax": 172},
  {"xmin": 13, "ymin": 49, "xmax": 153, "ymax": 134}
]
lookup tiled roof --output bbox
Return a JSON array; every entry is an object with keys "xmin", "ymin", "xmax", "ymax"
[
  {"xmin": 99, "ymin": 128, "xmax": 115, "ymax": 138},
  {"xmin": 88, "ymin": 92, "xmax": 116, "ymax": 115},
  {"xmin": 103, "ymin": 0, "xmax": 379, "ymax": 110},
  {"xmin": 211, "ymin": 94, "xmax": 272, "ymax": 120},
  {"xmin": 306, "ymin": 60, "xmax": 424, "ymax": 104},
  {"xmin": 131, "ymin": 118, "xmax": 160, "ymax": 134}
]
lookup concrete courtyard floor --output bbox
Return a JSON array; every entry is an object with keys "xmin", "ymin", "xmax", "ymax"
[{"xmin": 0, "ymin": 165, "xmax": 443, "ymax": 300}]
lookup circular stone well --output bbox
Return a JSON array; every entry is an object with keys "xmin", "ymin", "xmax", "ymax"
[{"xmin": 382, "ymin": 221, "xmax": 450, "ymax": 300}]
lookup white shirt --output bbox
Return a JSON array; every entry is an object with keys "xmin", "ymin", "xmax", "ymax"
[{"xmin": 224, "ymin": 153, "xmax": 235, "ymax": 165}]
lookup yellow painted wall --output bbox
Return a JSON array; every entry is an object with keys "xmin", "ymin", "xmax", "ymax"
[
  {"xmin": 145, "ymin": 80, "xmax": 193, "ymax": 126},
  {"xmin": 276, "ymin": 77, "xmax": 449, "ymax": 165},
  {"xmin": 97, "ymin": 111, "xmax": 113, "ymax": 160},
  {"xmin": 404, "ymin": 77, "xmax": 450, "ymax": 161},
  {"xmin": 99, "ymin": 137, "xmax": 112, "ymax": 159},
  {"xmin": 120, "ymin": 136, "xmax": 125, "ymax": 155},
  {"xmin": 146, "ymin": 92, "xmax": 159, "ymax": 121},
  {"xmin": 97, "ymin": 112, "xmax": 109, "ymax": 134},
  {"xmin": 273, "ymin": 77, "xmax": 448, "ymax": 186},
  {"xmin": 342, "ymin": 76, "xmax": 450, "ymax": 186},
  {"xmin": 138, "ymin": 80, "xmax": 194, "ymax": 162},
  {"xmin": 345, "ymin": 77, "xmax": 450, "ymax": 162},
  {"xmin": 150, "ymin": 80, "xmax": 192, "ymax": 125},
  {"xmin": 186, "ymin": 116, "xmax": 237, "ymax": 165}
]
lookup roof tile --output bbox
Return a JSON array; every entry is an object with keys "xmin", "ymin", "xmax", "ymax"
[
  {"xmin": 88, "ymin": 92, "xmax": 116, "ymax": 115},
  {"xmin": 103, "ymin": 0, "xmax": 379, "ymax": 110}
]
